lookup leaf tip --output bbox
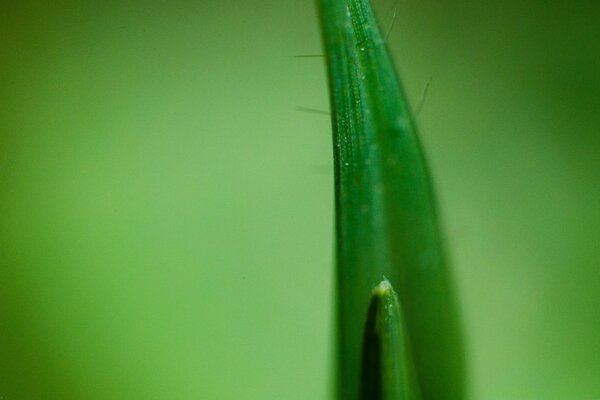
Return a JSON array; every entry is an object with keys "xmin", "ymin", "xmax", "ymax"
[{"xmin": 372, "ymin": 278, "xmax": 393, "ymax": 298}]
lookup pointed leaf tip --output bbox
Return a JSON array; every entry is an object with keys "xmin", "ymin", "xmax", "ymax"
[{"xmin": 361, "ymin": 280, "xmax": 421, "ymax": 400}]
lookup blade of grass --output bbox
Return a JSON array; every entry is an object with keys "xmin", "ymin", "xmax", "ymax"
[
  {"xmin": 361, "ymin": 279, "xmax": 421, "ymax": 400},
  {"xmin": 317, "ymin": 1, "xmax": 466, "ymax": 399}
]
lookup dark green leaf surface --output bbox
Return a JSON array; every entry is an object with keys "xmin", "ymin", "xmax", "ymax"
[
  {"xmin": 317, "ymin": 0, "xmax": 466, "ymax": 399},
  {"xmin": 361, "ymin": 280, "xmax": 421, "ymax": 400}
]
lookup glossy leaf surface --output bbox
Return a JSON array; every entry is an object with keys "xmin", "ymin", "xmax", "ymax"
[{"xmin": 317, "ymin": 0, "xmax": 466, "ymax": 399}]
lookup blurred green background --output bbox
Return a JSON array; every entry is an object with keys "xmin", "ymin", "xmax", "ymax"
[{"xmin": 1, "ymin": 1, "xmax": 599, "ymax": 399}]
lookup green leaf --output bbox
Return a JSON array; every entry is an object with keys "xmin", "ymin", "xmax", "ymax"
[
  {"xmin": 317, "ymin": 0, "xmax": 466, "ymax": 399},
  {"xmin": 361, "ymin": 279, "xmax": 421, "ymax": 400}
]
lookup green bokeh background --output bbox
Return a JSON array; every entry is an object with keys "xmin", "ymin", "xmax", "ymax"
[{"xmin": 1, "ymin": 1, "xmax": 598, "ymax": 399}]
